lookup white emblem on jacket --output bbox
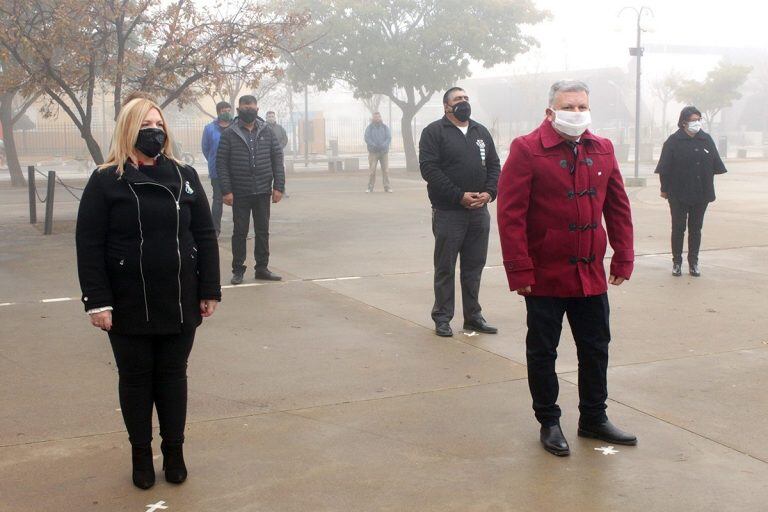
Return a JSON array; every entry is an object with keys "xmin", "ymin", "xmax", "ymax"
[
  {"xmin": 476, "ymin": 139, "xmax": 486, "ymax": 167},
  {"xmin": 185, "ymin": 181, "xmax": 194, "ymax": 194}
]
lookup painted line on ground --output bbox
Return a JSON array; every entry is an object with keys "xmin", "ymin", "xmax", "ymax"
[
  {"xmin": 40, "ymin": 297, "xmax": 75, "ymax": 303},
  {"xmin": 311, "ymin": 276, "xmax": 363, "ymax": 282}
]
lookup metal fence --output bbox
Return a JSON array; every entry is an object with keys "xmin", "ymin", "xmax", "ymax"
[{"xmin": 10, "ymin": 117, "xmax": 768, "ymax": 163}]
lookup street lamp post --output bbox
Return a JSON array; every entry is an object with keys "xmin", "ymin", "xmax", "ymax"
[{"xmin": 619, "ymin": 6, "xmax": 653, "ymax": 187}]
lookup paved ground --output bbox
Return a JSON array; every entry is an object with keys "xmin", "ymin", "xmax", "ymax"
[{"xmin": 1, "ymin": 162, "xmax": 767, "ymax": 511}]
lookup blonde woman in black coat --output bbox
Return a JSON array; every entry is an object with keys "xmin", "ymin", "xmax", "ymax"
[{"xmin": 76, "ymin": 96, "xmax": 221, "ymax": 489}]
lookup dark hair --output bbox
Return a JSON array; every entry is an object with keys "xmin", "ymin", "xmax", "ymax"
[
  {"xmin": 216, "ymin": 101, "xmax": 231, "ymax": 113},
  {"xmin": 372, "ymin": 111, "xmax": 381, "ymax": 116},
  {"xmin": 266, "ymin": 111, "xmax": 276, "ymax": 116},
  {"xmin": 238, "ymin": 95, "xmax": 258, "ymax": 106},
  {"xmin": 678, "ymin": 106, "xmax": 702, "ymax": 129},
  {"xmin": 443, "ymin": 87, "xmax": 465, "ymax": 105}
]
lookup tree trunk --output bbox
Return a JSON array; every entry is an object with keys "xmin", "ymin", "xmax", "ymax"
[
  {"xmin": 81, "ymin": 127, "xmax": 105, "ymax": 165},
  {"xmin": 400, "ymin": 106, "xmax": 418, "ymax": 172},
  {"xmin": 0, "ymin": 95, "xmax": 26, "ymax": 187}
]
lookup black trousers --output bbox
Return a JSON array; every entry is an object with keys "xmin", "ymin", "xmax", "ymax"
[
  {"xmin": 431, "ymin": 206, "xmax": 490, "ymax": 324},
  {"xmin": 108, "ymin": 330, "xmax": 195, "ymax": 446},
  {"xmin": 668, "ymin": 198, "xmax": 708, "ymax": 266},
  {"xmin": 232, "ymin": 193, "xmax": 271, "ymax": 274},
  {"xmin": 524, "ymin": 294, "xmax": 611, "ymax": 427}
]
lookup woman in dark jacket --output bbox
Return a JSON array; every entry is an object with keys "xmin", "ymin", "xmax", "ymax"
[
  {"xmin": 76, "ymin": 96, "xmax": 221, "ymax": 489},
  {"xmin": 655, "ymin": 106, "xmax": 727, "ymax": 277}
]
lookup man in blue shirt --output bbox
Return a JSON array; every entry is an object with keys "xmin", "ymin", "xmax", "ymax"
[{"xmin": 201, "ymin": 101, "xmax": 233, "ymax": 236}]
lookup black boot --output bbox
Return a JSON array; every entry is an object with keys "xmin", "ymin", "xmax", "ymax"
[
  {"xmin": 131, "ymin": 444, "xmax": 156, "ymax": 490},
  {"xmin": 161, "ymin": 441, "xmax": 188, "ymax": 484},
  {"xmin": 540, "ymin": 424, "xmax": 570, "ymax": 456}
]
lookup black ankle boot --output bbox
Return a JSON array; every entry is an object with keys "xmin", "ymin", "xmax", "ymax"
[
  {"xmin": 161, "ymin": 441, "xmax": 188, "ymax": 484},
  {"xmin": 131, "ymin": 444, "xmax": 156, "ymax": 490}
]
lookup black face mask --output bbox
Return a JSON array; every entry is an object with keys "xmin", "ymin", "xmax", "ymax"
[
  {"xmin": 135, "ymin": 128, "xmax": 166, "ymax": 158},
  {"xmin": 452, "ymin": 101, "xmax": 471, "ymax": 122},
  {"xmin": 238, "ymin": 108, "xmax": 258, "ymax": 124}
]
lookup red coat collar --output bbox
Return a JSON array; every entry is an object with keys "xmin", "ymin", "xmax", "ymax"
[{"xmin": 539, "ymin": 119, "xmax": 597, "ymax": 149}]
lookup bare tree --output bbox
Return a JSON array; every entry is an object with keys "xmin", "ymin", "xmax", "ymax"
[{"xmin": 0, "ymin": 0, "xmax": 308, "ymax": 164}]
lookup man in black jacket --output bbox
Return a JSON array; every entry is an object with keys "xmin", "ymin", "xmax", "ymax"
[
  {"xmin": 419, "ymin": 87, "xmax": 501, "ymax": 337},
  {"xmin": 217, "ymin": 95, "xmax": 285, "ymax": 284}
]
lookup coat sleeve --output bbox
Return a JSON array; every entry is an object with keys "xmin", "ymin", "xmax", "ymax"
[
  {"xmin": 75, "ymin": 171, "xmax": 113, "ymax": 311},
  {"xmin": 484, "ymin": 133, "xmax": 501, "ymax": 201},
  {"xmin": 187, "ymin": 167, "xmax": 222, "ymax": 301},
  {"xmin": 603, "ymin": 151, "xmax": 635, "ymax": 280},
  {"xmin": 216, "ymin": 131, "xmax": 233, "ymax": 195},
  {"xmin": 385, "ymin": 125, "xmax": 392, "ymax": 151},
  {"xmin": 201, "ymin": 125, "xmax": 211, "ymax": 161},
  {"xmin": 655, "ymin": 138, "xmax": 672, "ymax": 193},
  {"xmin": 270, "ymin": 130, "xmax": 286, "ymax": 193},
  {"xmin": 497, "ymin": 139, "xmax": 535, "ymax": 291},
  {"xmin": 419, "ymin": 126, "xmax": 464, "ymax": 206},
  {"xmin": 364, "ymin": 125, "xmax": 373, "ymax": 147},
  {"xmin": 709, "ymin": 134, "xmax": 727, "ymax": 174}
]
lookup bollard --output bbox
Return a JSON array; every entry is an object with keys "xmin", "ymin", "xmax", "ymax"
[
  {"xmin": 43, "ymin": 171, "xmax": 55, "ymax": 235},
  {"xmin": 28, "ymin": 166, "xmax": 37, "ymax": 224}
]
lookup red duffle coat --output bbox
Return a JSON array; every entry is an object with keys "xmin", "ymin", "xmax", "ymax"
[{"xmin": 497, "ymin": 120, "xmax": 634, "ymax": 297}]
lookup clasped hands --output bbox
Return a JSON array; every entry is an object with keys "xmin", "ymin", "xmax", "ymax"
[{"xmin": 460, "ymin": 192, "xmax": 491, "ymax": 209}]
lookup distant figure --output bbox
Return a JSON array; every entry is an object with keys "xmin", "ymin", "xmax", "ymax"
[
  {"xmin": 265, "ymin": 111, "xmax": 289, "ymax": 149},
  {"xmin": 419, "ymin": 87, "xmax": 500, "ymax": 338},
  {"xmin": 364, "ymin": 112, "xmax": 392, "ymax": 193},
  {"xmin": 217, "ymin": 95, "xmax": 285, "ymax": 284},
  {"xmin": 497, "ymin": 80, "xmax": 636, "ymax": 457},
  {"xmin": 76, "ymin": 96, "xmax": 221, "ymax": 489},
  {"xmin": 201, "ymin": 101, "xmax": 233, "ymax": 236},
  {"xmin": 655, "ymin": 106, "xmax": 727, "ymax": 277}
]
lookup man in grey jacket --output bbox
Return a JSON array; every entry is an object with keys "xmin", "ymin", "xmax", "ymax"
[
  {"xmin": 364, "ymin": 112, "xmax": 392, "ymax": 193},
  {"xmin": 217, "ymin": 95, "xmax": 285, "ymax": 284}
]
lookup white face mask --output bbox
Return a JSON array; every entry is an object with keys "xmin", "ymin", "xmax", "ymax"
[
  {"xmin": 687, "ymin": 120, "xmax": 702, "ymax": 133},
  {"xmin": 551, "ymin": 109, "xmax": 592, "ymax": 137}
]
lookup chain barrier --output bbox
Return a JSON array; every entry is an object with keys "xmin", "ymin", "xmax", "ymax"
[{"xmin": 34, "ymin": 168, "xmax": 83, "ymax": 201}]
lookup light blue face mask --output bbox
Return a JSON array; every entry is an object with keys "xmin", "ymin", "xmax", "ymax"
[{"xmin": 687, "ymin": 120, "xmax": 702, "ymax": 133}]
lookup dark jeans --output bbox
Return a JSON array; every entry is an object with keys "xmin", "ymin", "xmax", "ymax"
[
  {"xmin": 232, "ymin": 193, "xmax": 271, "ymax": 275},
  {"xmin": 210, "ymin": 177, "xmax": 223, "ymax": 236},
  {"xmin": 524, "ymin": 294, "xmax": 611, "ymax": 427},
  {"xmin": 431, "ymin": 206, "xmax": 490, "ymax": 324},
  {"xmin": 668, "ymin": 198, "xmax": 708, "ymax": 265},
  {"xmin": 108, "ymin": 330, "xmax": 195, "ymax": 446}
]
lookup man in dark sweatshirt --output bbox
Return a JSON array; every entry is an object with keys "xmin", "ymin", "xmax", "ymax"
[
  {"xmin": 217, "ymin": 95, "xmax": 285, "ymax": 284},
  {"xmin": 419, "ymin": 87, "xmax": 501, "ymax": 338}
]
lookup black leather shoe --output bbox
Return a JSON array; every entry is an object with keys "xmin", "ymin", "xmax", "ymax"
[
  {"xmin": 230, "ymin": 273, "xmax": 244, "ymax": 285},
  {"xmin": 463, "ymin": 318, "xmax": 498, "ymax": 334},
  {"xmin": 689, "ymin": 264, "xmax": 701, "ymax": 277},
  {"xmin": 672, "ymin": 263, "xmax": 682, "ymax": 277},
  {"xmin": 578, "ymin": 419, "xmax": 637, "ymax": 446},
  {"xmin": 161, "ymin": 441, "xmax": 188, "ymax": 484},
  {"xmin": 131, "ymin": 444, "xmax": 155, "ymax": 490},
  {"xmin": 435, "ymin": 322, "xmax": 453, "ymax": 337},
  {"xmin": 540, "ymin": 424, "xmax": 570, "ymax": 456},
  {"xmin": 255, "ymin": 269, "xmax": 282, "ymax": 281}
]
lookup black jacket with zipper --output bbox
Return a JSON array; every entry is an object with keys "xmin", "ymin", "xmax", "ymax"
[
  {"xmin": 655, "ymin": 129, "xmax": 727, "ymax": 204},
  {"xmin": 216, "ymin": 117, "xmax": 285, "ymax": 197},
  {"xmin": 76, "ymin": 156, "xmax": 221, "ymax": 336},
  {"xmin": 418, "ymin": 116, "xmax": 501, "ymax": 210}
]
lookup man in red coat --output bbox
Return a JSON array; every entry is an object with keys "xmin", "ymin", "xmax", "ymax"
[{"xmin": 497, "ymin": 80, "xmax": 636, "ymax": 456}]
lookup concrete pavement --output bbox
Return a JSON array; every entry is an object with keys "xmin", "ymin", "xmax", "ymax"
[{"xmin": 1, "ymin": 162, "xmax": 767, "ymax": 511}]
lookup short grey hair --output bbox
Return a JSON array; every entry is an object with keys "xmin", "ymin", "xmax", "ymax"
[{"xmin": 548, "ymin": 80, "xmax": 590, "ymax": 107}]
